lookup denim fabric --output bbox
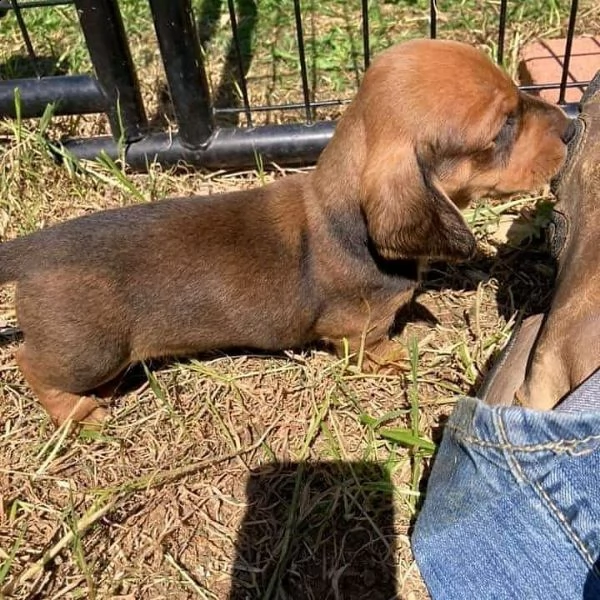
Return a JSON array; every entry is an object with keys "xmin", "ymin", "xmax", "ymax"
[
  {"xmin": 557, "ymin": 370, "xmax": 600, "ymax": 413},
  {"xmin": 412, "ymin": 370, "xmax": 600, "ymax": 600}
]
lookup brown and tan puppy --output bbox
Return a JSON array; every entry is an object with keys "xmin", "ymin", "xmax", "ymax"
[
  {"xmin": 481, "ymin": 71, "xmax": 600, "ymax": 409},
  {"xmin": 0, "ymin": 39, "xmax": 569, "ymax": 426}
]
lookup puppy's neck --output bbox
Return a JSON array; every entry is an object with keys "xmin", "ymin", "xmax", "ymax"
[{"xmin": 313, "ymin": 107, "xmax": 366, "ymax": 210}]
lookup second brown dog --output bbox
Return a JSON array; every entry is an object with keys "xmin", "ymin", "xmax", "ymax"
[{"xmin": 1, "ymin": 39, "xmax": 568, "ymax": 426}]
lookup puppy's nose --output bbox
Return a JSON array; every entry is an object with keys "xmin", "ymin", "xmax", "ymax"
[{"xmin": 561, "ymin": 119, "xmax": 578, "ymax": 144}]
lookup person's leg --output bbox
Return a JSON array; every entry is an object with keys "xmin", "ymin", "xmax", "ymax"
[
  {"xmin": 412, "ymin": 369, "xmax": 600, "ymax": 600},
  {"xmin": 412, "ymin": 70, "xmax": 600, "ymax": 600},
  {"xmin": 556, "ymin": 368, "xmax": 600, "ymax": 413}
]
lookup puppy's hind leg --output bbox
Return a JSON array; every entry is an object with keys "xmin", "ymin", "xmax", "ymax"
[{"xmin": 16, "ymin": 344, "xmax": 112, "ymax": 427}]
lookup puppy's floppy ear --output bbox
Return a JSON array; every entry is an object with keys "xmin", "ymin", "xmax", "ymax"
[{"xmin": 361, "ymin": 143, "xmax": 477, "ymax": 261}]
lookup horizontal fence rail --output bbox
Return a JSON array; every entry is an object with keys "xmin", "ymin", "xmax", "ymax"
[{"xmin": 0, "ymin": 0, "xmax": 589, "ymax": 171}]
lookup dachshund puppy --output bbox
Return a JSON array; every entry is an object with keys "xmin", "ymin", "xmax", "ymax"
[
  {"xmin": 0, "ymin": 39, "xmax": 569, "ymax": 426},
  {"xmin": 481, "ymin": 70, "xmax": 600, "ymax": 409}
]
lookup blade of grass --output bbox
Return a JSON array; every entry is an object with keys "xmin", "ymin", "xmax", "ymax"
[{"xmin": 378, "ymin": 428, "xmax": 435, "ymax": 454}]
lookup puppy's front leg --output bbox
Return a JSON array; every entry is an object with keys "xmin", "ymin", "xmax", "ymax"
[
  {"xmin": 330, "ymin": 335, "xmax": 407, "ymax": 373},
  {"xmin": 361, "ymin": 338, "xmax": 408, "ymax": 373},
  {"xmin": 326, "ymin": 301, "xmax": 409, "ymax": 373}
]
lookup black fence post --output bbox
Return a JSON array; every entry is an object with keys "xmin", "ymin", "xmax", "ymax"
[
  {"xmin": 147, "ymin": 0, "xmax": 214, "ymax": 148},
  {"xmin": 497, "ymin": 0, "xmax": 508, "ymax": 65},
  {"xmin": 0, "ymin": 75, "xmax": 107, "ymax": 118},
  {"xmin": 559, "ymin": 0, "xmax": 579, "ymax": 105},
  {"xmin": 293, "ymin": 0, "xmax": 312, "ymax": 123},
  {"xmin": 73, "ymin": 0, "xmax": 147, "ymax": 143},
  {"xmin": 361, "ymin": 0, "xmax": 370, "ymax": 70}
]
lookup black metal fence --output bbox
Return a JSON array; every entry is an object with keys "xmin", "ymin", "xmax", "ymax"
[{"xmin": 0, "ymin": 0, "xmax": 588, "ymax": 171}]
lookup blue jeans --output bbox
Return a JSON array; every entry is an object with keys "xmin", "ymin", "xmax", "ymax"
[{"xmin": 412, "ymin": 369, "xmax": 600, "ymax": 600}]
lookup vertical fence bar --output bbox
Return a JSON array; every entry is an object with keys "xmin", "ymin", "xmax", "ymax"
[
  {"xmin": 9, "ymin": 0, "xmax": 39, "ymax": 74},
  {"xmin": 497, "ymin": 0, "xmax": 507, "ymax": 65},
  {"xmin": 226, "ymin": 0, "xmax": 253, "ymax": 127},
  {"xmin": 293, "ymin": 0, "xmax": 312, "ymax": 123},
  {"xmin": 429, "ymin": 0, "xmax": 436, "ymax": 39},
  {"xmin": 361, "ymin": 0, "xmax": 370, "ymax": 70},
  {"xmin": 559, "ymin": 0, "xmax": 578, "ymax": 105},
  {"xmin": 74, "ymin": 0, "xmax": 146, "ymax": 142},
  {"xmin": 148, "ymin": 0, "xmax": 213, "ymax": 147}
]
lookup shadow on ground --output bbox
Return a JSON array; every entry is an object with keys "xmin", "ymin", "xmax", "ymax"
[{"xmin": 228, "ymin": 461, "xmax": 397, "ymax": 600}]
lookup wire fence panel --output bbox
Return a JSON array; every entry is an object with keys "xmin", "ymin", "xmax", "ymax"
[{"xmin": 0, "ymin": 0, "xmax": 592, "ymax": 170}]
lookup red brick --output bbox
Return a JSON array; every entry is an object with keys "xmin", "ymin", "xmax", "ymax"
[{"xmin": 518, "ymin": 36, "xmax": 600, "ymax": 103}]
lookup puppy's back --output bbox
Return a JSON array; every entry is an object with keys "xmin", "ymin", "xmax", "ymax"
[{"xmin": 0, "ymin": 190, "xmax": 278, "ymax": 284}]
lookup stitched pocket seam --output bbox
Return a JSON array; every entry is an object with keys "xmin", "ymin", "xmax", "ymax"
[
  {"xmin": 447, "ymin": 424, "xmax": 600, "ymax": 455},
  {"xmin": 496, "ymin": 414, "xmax": 600, "ymax": 577}
]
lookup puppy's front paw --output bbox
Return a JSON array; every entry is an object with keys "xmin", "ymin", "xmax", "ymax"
[
  {"xmin": 475, "ymin": 239, "xmax": 498, "ymax": 259},
  {"xmin": 361, "ymin": 342, "xmax": 409, "ymax": 374}
]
